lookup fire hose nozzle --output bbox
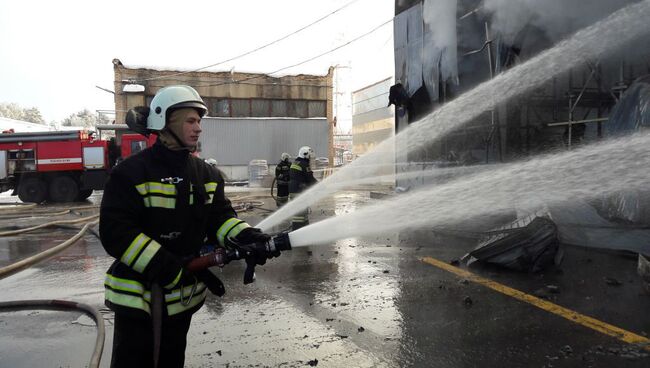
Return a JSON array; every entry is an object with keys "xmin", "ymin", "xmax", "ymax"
[{"xmin": 269, "ymin": 232, "xmax": 291, "ymax": 252}]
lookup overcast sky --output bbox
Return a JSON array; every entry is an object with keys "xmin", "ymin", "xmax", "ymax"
[{"xmin": 0, "ymin": 0, "xmax": 394, "ymax": 128}]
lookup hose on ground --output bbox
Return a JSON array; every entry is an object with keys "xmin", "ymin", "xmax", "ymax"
[
  {"xmin": 0, "ymin": 214, "xmax": 99, "ymax": 237},
  {"xmin": 0, "ymin": 219, "xmax": 99, "ymax": 279},
  {"xmin": 0, "ymin": 299, "xmax": 105, "ymax": 368},
  {"xmin": 0, "ymin": 209, "xmax": 73, "ymax": 220},
  {"xmin": 0, "ymin": 203, "xmax": 37, "ymax": 211}
]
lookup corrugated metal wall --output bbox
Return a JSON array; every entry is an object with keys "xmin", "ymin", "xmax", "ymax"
[{"xmin": 199, "ymin": 117, "xmax": 329, "ymax": 165}]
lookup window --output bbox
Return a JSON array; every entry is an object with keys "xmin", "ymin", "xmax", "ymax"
[
  {"xmin": 231, "ymin": 99, "xmax": 250, "ymax": 117},
  {"xmin": 131, "ymin": 141, "xmax": 147, "ymax": 154},
  {"xmin": 271, "ymin": 100, "xmax": 287, "ymax": 117},
  {"xmin": 308, "ymin": 101, "xmax": 326, "ymax": 117},
  {"xmin": 288, "ymin": 100, "xmax": 308, "ymax": 118},
  {"xmin": 251, "ymin": 99, "xmax": 271, "ymax": 117},
  {"xmin": 213, "ymin": 99, "xmax": 230, "ymax": 117}
]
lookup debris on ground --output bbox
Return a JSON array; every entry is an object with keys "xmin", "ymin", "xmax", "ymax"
[
  {"xmin": 559, "ymin": 345, "xmax": 573, "ymax": 357},
  {"xmin": 534, "ymin": 285, "xmax": 561, "ymax": 299},
  {"xmin": 358, "ymin": 326, "xmax": 365, "ymax": 332},
  {"xmin": 307, "ymin": 358, "xmax": 319, "ymax": 366},
  {"xmin": 604, "ymin": 277, "xmax": 622, "ymax": 286},
  {"xmin": 463, "ymin": 296, "xmax": 473, "ymax": 307},
  {"xmin": 462, "ymin": 216, "xmax": 561, "ymax": 273}
]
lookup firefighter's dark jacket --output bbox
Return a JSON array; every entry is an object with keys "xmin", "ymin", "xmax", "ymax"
[
  {"xmin": 99, "ymin": 141, "xmax": 250, "ymax": 318},
  {"xmin": 275, "ymin": 160, "xmax": 291, "ymax": 185},
  {"xmin": 289, "ymin": 157, "xmax": 316, "ymax": 194}
]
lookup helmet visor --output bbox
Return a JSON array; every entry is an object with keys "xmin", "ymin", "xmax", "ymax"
[{"xmin": 170, "ymin": 101, "xmax": 208, "ymax": 117}]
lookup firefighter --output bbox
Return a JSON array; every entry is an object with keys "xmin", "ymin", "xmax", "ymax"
[
  {"xmin": 274, "ymin": 152, "xmax": 291, "ymax": 207},
  {"xmin": 288, "ymin": 146, "xmax": 317, "ymax": 230},
  {"xmin": 100, "ymin": 85, "xmax": 276, "ymax": 368}
]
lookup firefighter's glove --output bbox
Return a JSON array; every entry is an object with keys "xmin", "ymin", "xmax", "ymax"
[
  {"xmin": 245, "ymin": 243, "xmax": 269, "ymax": 266},
  {"xmin": 235, "ymin": 227, "xmax": 271, "ymax": 245}
]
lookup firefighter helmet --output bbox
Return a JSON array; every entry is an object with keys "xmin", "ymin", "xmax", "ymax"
[
  {"xmin": 147, "ymin": 85, "xmax": 208, "ymax": 131},
  {"xmin": 281, "ymin": 152, "xmax": 291, "ymax": 161},
  {"xmin": 298, "ymin": 146, "xmax": 314, "ymax": 159}
]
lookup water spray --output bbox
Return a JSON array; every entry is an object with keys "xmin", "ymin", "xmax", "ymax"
[{"xmin": 257, "ymin": 0, "xmax": 650, "ymax": 232}]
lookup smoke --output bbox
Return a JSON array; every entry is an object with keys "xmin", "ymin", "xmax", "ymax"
[
  {"xmin": 482, "ymin": 0, "xmax": 638, "ymax": 44},
  {"xmin": 422, "ymin": 0, "xmax": 458, "ymax": 82}
]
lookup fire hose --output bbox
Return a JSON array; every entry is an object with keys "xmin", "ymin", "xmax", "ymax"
[
  {"xmin": 0, "ymin": 219, "xmax": 104, "ymax": 368},
  {"xmin": 150, "ymin": 232, "xmax": 293, "ymax": 367},
  {"xmin": 0, "ymin": 299, "xmax": 105, "ymax": 368},
  {"xmin": 185, "ymin": 232, "xmax": 292, "ymax": 283}
]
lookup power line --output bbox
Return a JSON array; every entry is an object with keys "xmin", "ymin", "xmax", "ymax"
[
  {"xmin": 194, "ymin": 18, "xmax": 394, "ymax": 89},
  {"xmin": 145, "ymin": 80, "xmax": 334, "ymax": 89},
  {"xmin": 353, "ymin": 91, "xmax": 389, "ymax": 105},
  {"xmin": 135, "ymin": 0, "xmax": 363, "ymax": 83}
]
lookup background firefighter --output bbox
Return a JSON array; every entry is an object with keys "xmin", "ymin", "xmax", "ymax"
[
  {"xmin": 99, "ymin": 85, "xmax": 275, "ymax": 368},
  {"xmin": 288, "ymin": 146, "xmax": 317, "ymax": 231},
  {"xmin": 275, "ymin": 152, "xmax": 291, "ymax": 207}
]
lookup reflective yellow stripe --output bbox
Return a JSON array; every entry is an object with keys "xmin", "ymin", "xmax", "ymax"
[
  {"xmin": 132, "ymin": 240, "xmax": 161, "ymax": 273},
  {"xmin": 217, "ymin": 218, "xmax": 243, "ymax": 246},
  {"xmin": 205, "ymin": 182, "xmax": 217, "ymax": 192},
  {"xmin": 290, "ymin": 164, "xmax": 302, "ymax": 171},
  {"xmin": 143, "ymin": 196, "xmax": 176, "ymax": 209},
  {"xmin": 105, "ymin": 274, "xmax": 145, "ymax": 295},
  {"xmin": 121, "ymin": 233, "xmax": 150, "ymax": 266},
  {"xmin": 165, "ymin": 282, "xmax": 207, "ymax": 303},
  {"xmin": 227, "ymin": 222, "xmax": 250, "ymax": 241},
  {"xmin": 190, "ymin": 182, "xmax": 218, "ymax": 204},
  {"xmin": 135, "ymin": 182, "xmax": 176, "ymax": 196},
  {"xmin": 167, "ymin": 288, "xmax": 208, "ymax": 316},
  {"xmin": 165, "ymin": 269, "xmax": 183, "ymax": 289},
  {"xmin": 105, "ymin": 289, "xmax": 151, "ymax": 314}
]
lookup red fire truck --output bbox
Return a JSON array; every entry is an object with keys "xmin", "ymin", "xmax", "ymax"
[{"xmin": 0, "ymin": 130, "xmax": 155, "ymax": 203}]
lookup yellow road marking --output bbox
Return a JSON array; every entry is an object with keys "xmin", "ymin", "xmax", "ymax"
[{"xmin": 421, "ymin": 256, "xmax": 650, "ymax": 348}]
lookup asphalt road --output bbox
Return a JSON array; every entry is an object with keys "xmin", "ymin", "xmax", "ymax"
[{"xmin": 0, "ymin": 189, "xmax": 648, "ymax": 367}]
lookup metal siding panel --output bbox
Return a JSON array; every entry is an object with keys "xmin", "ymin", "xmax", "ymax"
[{"xmin": 199, "ymin": 118, "xmax": 328, "ymax": 166}]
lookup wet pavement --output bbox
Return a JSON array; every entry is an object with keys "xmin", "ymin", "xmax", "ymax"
[{"xmin": 0, "ymin": 188, "xmax": 649, "ymax": 367}]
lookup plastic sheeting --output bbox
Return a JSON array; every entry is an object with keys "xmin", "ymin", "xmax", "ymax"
[
  {"xmin": 394, "ymin": 0, "xmax": 459, "ymax": 101},
  {"xmin": 464, "ymin": 216, "xmax": 560, "ymax": 273},
  {"xmin": 547, "ymin": 201, "xmax": 650, "ymax": 256},
  {"xmin": 606, "ymin": 75, "xmax": 650, "ymax": 136},
  {"xmin": 422, "ymin": 0, "xmax": 458, "ymax": 102},
  {"xmin": 596, "ymin": 75, "xmax": 650, "ymax": 226}
]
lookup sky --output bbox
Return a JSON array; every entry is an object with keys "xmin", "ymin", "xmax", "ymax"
[{"xmin": 0, "ymin": 0, "xmax": 395, "ymax": 131}]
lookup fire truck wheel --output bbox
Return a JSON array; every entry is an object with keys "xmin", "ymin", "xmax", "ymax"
[
  {"xmin": 17, "ymin": 177, "xmax": 48, "ymax": 204},
  {"xmin": 49, "ymin": 176, "xmax": 79, "ymax": 203},
  {"xmin": 76, "ymin": 189, "xmax": 93, "ymax": 201}
]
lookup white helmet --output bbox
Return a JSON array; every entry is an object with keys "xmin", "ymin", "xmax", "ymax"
[
  {"xmin": 147, "ymin": 85, "xmax": 208, "ymax": 131},
  {"xmin": 298, "ymin": 146, "xmax": 314, "ymax": 159},
  {"xmin": 281, "ymin": 152, "xmax": 291, "ymax": 161}
]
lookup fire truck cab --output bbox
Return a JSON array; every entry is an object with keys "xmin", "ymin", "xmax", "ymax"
[{"xmin": 0, "ymin": 130, "xmax": 154, "ymax": 203}]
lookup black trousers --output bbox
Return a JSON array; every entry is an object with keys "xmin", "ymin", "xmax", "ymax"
[
  {"xmin": 276, "ymin": 184, "xmax": 289, "ymax": 206},
  {"xmin": 111, "ymin": 312, "xmax": 193, "ymax": 368}
]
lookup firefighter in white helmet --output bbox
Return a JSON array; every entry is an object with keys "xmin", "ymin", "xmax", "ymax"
[
  {"xmin": 288, "ymin": 146, "xmax": 317, "ymax": 230},
  {"xmin": 101, "ymin": 85, "xmax": 278, "ymax": 367},
  {"xmin": 274, "ymin": 152, "xmax": 291, "ymax": 207}
]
